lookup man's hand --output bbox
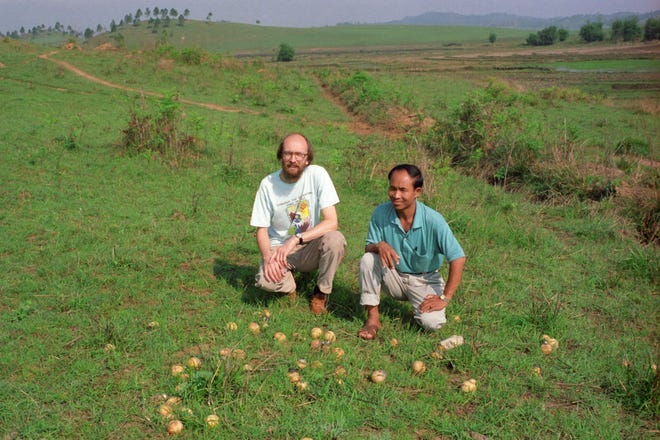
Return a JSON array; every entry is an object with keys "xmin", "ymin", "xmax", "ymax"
[
  {"xmin": 262, "ymin": 257, "xmax": 288, "ymax": 283},
  {"xmin": 374, "ymin": 241, "xmax": 400, "ymax": 269},
  {"xmin": 272, "ymin": 237, "xmax": 297, "ymax": 267},
  {"xmin": 419, "ymin": 294, "xmax": 448, "ymax": 314},
  {"xmin": 264, "ymin": 237, "xmax": 298, "ymax": 282}
]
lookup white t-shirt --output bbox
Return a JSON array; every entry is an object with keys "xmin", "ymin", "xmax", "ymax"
[{"xmin": 250, "ymin": 165, "xmax": 340, "ymax": 247}]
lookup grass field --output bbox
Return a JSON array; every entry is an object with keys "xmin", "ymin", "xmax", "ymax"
[{"xmin": 0, "ymin": 22, "xmax": 658, "ymax": 439}]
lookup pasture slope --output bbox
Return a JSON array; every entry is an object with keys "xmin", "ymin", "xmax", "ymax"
[{"xmin": 0, "ymin": 29, "xmax": 658, "ymax": 440}]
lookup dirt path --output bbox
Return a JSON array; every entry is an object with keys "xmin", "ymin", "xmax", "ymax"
[{"xmin": 38, "ymin": 51, "xmax": 258, "ymax": 114}]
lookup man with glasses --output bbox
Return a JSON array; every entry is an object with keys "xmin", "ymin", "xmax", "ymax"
[{"xmin": 250, "ymin": 133, "xmax": 346, "ymax": 314}]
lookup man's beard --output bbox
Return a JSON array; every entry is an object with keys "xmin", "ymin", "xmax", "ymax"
[{"xmin": 282, "ymin": 163, "xmax": 304, "ymax": 181}]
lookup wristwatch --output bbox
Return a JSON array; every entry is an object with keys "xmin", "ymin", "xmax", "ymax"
[
  {"xmin": 295, "ymin": 233, "xmax": 304, "ymax": 245},
  {"xmin": 439, "ymin": 294, "xmax": 448, "ymax": 302}
]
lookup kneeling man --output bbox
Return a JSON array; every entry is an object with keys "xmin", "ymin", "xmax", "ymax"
[{"xmin": 358, "ymin": 164, "xmax": 466, "ymax": 339}]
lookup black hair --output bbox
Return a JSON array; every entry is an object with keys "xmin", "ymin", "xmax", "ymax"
[{"xmin": 388, "ymin": 164, "xmax": 423, "ymax": 189}]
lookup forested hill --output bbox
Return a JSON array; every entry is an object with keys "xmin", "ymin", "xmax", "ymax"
[{"xmin": 382, "ymin": 10, "xmax": 660, "ymax": 30}]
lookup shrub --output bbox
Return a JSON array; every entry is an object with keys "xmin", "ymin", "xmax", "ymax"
[
  {"xmin": 580, "ymin": 21, "xmax": 605, "ymax": 42},
  {"xmin": 611, "ymin": 17, "xmax": 642, "ymax": 42},
  {"xmin": 643, "ymin": 17, "xmax": 660, "ymax": 41},
  {"xmin": 276, "ymin": 43, "xmax": 295, "ymax": 62},
  {"xmin": 620, "ymin": 185, "xmax": 659, "ymax": 245},
  {"xmin": 423, "ymin": 82, "xmax": 542, "ymax": 188},
  {"xmin": 119, "ymin": 92, "xmax": 201, "ymax": 160},
  {"xmin": 527, "ymin": 26, "xmax": 560, "ymax": 46},
  {"xmin": 180, "ymin": 47, "xmax": 203, "ymax": 65}
]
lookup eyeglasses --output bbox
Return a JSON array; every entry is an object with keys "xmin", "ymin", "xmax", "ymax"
[{"xmin": 282, "ymin": 151, "xmax": 308, "ymax": 160}]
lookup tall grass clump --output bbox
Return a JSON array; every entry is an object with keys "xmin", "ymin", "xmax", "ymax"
[
  {"xmin": 319, "ymin": 69, "xmax": 395, "ymax": 125},
  {"xmin": 119, "ymin": 92, "xmax": 202, "ymax": 161},
  {"xmin": 526, "ymin": 140, "xmax": 617, "ymax": 202},
  {"xmin": 422, "ymin": 82, "xmax": 625, "ymax": 203},
  {"xmin": 423, "ymin": 81, "xmax": 542, "ymax": 189},
  {"xmin": 154, "ymin": 44, "xmax": 218, "ymax": 66}
]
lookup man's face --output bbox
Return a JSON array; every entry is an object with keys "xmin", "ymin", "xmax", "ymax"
[
  {"xmin": 388, "ymin": 169, "xmax": 421, "ymax": 212},
  {"xmin": 280, "ymin": 135, "xmax": 309, "ymax": 181}
]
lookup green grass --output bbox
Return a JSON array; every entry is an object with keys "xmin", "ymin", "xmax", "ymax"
[
  {"xmin": 1, "ymin": 36, "xmax": 658, "ymax": 439},
  {"xmin": 85, "ymin": 21, "xmax": 532, "ymax": 53},
  {"xmin": 549, "ymin": 59, "xmax": 660, "ymax": 73}
]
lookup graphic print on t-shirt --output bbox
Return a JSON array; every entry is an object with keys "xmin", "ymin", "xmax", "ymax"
[{"xmin": 287, "ymin": 198, "xmax": 310, "ymax": 235}]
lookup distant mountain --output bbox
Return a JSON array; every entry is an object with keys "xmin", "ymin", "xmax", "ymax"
[{"xmin": 386, "ymin": 11, "xmax": 660, "ymax": 30}]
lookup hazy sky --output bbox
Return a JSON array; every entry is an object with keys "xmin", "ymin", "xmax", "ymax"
[{"xmin": 1, "ymin": 0, "xmax": 658, "ymax": 33}]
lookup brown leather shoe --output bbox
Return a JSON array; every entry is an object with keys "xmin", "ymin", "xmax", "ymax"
[{"xmin": 310, "ymin": 287, "xmax": 328, "ymax": 315}]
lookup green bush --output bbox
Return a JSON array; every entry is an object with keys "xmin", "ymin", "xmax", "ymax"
[
  {"xmin": 580, "ymin": 21, "xmax": 605, "ymax": 42},
  {"xmin": 119, "ymin": 92, "xmax": 201, "ymax": 160},
  {"xmin": 276, "ymin": 42, "xmax": 295, "ymax": 62},
  {"xmin": 423, "ymin": 82, "xmax": 541, "ymax": 187},
  {"xmin": 180, "ymin": 47, "xmax": 203, "ymax": 65}
]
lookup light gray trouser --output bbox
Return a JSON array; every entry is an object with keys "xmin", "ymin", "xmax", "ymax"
[
  {"xmin": 359, "ymin": 252, "xmax": 447, "ymax": 331},
  {"xmin": 255, "ymin": 230, "xmax": 346, "ymax": 295}
]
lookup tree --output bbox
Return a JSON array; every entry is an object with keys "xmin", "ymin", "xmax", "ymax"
[
  {"xmin": 178, "ymin": 15, "xmax": 185, "ymax": 27},
  {"xmin": 644, "ymin": 17, "xmax": 660, "ymax": 41},
  {"xmin": 538, "ymin": 26, "xmax": 558, "ymax": 45},
  {"xmin": 110, "ymin": 20, "xmax": 117, "ymax": 32},
  {"xmin": 489, "ymin": 33, "xmax": 496, "ymax": 44},
  {"xmin": 276, "ymin": 42, "xmax": 295, "ymax": 61},
  {"xmin": 84, "ymin": 28, "xmax": 94, "ymax": 39},
  {"xmin": 611, "ymin": 16, "xmax": 642, "ymax": 41},
  {"xmin": 526, "ymin": 26, "xmax": 561, "ymax": 46},
  {"xmin": 579, "ymin": 21, "xmax": 604, "ymax": 42},
  {"xmin": 558, "ymin": 28, "xmax": 569, "ymax": 41}
]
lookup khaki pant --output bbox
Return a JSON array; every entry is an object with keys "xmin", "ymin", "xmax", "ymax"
[
  {"xmin": 255, "ymin": 230, "xmax": 346, "ymax": 295},
  {"xmin": 359, "ymin": 252, "xmax": 447, "ymax": 331}
]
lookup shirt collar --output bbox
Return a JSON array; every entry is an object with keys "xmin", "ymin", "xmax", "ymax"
[{"xmin": 389, "ymin": 200, "xmax": 423, "ymax": 230}]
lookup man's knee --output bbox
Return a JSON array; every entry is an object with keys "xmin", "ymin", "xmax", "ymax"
[
  {"xmin": 321, "ymin": 230, "xmax": 346, "ymax": 253},
  {"xmin": 416, "ymin": 311, "xmax": 446, "ymax": 331},
  {"xmin": 254, "ymin": 271, "xmax": 295, "ymax": 293},
  {"xmin": 359, "ymin": 252, "xmax": 378, "ymax": 271}
]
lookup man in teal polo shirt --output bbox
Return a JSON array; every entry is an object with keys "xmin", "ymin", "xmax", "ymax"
[{"xmin": 358, "ymin": 164, "xmax": 466, "ymax": 339}]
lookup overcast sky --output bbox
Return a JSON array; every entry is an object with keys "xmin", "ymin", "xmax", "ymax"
[{"xmin": 1, "ymin": 0, "xmax": 658, "ymax": 33}]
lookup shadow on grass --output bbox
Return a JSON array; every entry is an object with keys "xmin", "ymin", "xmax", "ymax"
[{"xmin": 212, "ymin": 258, "xmax": 417, "ymax": 328}]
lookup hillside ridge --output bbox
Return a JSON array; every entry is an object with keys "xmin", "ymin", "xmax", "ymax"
[{"xmin": 383, "ymin": 10, "xmax": 660, "ymax": 30}]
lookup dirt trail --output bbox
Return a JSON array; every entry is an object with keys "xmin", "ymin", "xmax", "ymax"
[{"xmin": 38, "ymin": 51, "xmax": 258, "ymax": 114}]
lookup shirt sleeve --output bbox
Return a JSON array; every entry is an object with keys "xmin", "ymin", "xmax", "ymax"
[
  {"xmin": 250, "ymin": 180, "xmax": 272, "ymax": 228},
  {"xmin": 436, "ymin": 216, "xmax": 465, "ymax": 262},
  {"xmin": 315, "ymin": 167, "xmax": 340, "ymax": 210}
]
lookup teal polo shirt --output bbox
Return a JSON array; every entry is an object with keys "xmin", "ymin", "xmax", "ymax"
[{"xmin": 365, "ymin": 201, "xmax": 465, "ymax": 273}]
